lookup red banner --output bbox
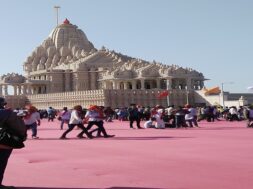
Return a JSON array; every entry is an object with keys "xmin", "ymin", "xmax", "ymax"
[{"xmin": 157, "ymin": 91, "xmax": 169, "ymax": 99}]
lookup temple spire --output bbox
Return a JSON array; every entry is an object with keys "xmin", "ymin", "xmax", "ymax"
[{"xmin": 63, "ymin": 18, "xmax": 70, "ymax": 24}]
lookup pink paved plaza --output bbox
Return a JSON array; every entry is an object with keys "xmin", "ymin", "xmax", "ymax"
[{"xmin": 4, "ymin": 119, "xmax": 253, "ymax": 189}]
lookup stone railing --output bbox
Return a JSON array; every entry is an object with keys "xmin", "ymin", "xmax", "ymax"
[
  {"xmin": 26, "ymin": 90, "xmax": 105, "ymax": 109},
  {"xmin": 26, "ymin": 89, "xmax": 193, "ymax": 109}
]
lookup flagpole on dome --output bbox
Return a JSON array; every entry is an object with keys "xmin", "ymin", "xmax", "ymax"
[{"xmin": 54, "ymin": 6, "xmax": 61, "ymax": 26}]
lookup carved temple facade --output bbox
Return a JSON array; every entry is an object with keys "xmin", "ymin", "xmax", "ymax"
[{"xmin": 0, "ymin": 19, "xmax": 206, "ymax": 109}]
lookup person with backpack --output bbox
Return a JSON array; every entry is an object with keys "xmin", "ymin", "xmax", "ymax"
[{"xmin": 0, "ymin": 97, "xmax": 27, "ymax": 189}]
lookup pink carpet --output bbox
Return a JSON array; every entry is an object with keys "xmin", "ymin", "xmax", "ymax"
[{"xmin": 4, "ymin": 119, "xmax": 253, "ymax": 189}]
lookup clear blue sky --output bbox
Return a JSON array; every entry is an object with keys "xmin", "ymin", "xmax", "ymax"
[{"xmin": 1, "ymin": 0, "xmax": 252, "ymax": 93}]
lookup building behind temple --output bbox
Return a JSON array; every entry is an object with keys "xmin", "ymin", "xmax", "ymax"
[{"xmin": 0, "ymin": 19, "xmax": 250, "ymax": 109}]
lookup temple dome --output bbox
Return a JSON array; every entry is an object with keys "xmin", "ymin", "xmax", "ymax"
[{"xmin": 49, "ymin": 18, "xmax": 94, "ymax": 52}]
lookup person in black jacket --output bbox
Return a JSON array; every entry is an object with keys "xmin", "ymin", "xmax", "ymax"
[
  {"xmin": 0, "ymin": 97, "xmax": 27, "ymax": 189},
  {"xmin": 128, "ymin": 104, "xmax": 143, "ymax": 129}
]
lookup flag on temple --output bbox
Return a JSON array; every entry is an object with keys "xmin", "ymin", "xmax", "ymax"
[
  {"xmin": 203, "ymin": 86, "xmax": 221, "ymax": 95},
  {"xmin": 157, "ymin": 90, "xmax": 169, "ymax": 99}
]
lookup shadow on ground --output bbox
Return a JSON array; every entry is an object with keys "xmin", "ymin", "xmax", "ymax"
[
  {"xmin": 18, "ymin": 187, "xmax": 184, "ymax": 189},
  {"xmin": 27, "ymin": 136, "xmax": 194, "ymax": 141}
]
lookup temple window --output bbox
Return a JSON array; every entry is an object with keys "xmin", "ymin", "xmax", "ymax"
[
  {"xmin": 127, "ymin": 82, "xmax": 132, "ymax": 89},
  {"xmin": 38, "ymin": 87, "xmax": 42, "ymax": 94},
  {"xmin": 160, "ymin": 80, "xmax": 166, "ymax": 89},
  {"xmin": 145, "ymin": 82, "xmax": 151, "ymax": 89}
]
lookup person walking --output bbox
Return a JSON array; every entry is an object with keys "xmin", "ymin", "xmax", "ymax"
[
  {"xmin": 58, "ymin": 107, "xmax": 71, "ymax": 130},
  {"xmin": 128, "ymin": 104, "xmax": 143, "ymax": 129},
  {"xmin": 60, "ymin": 105, "xmax": 93, "ymax": 139},
  {"xmin": 0, "ymin": 97, "xmax": 27, "ymax": 189},
  {"xmin": 83, "ymin": 105, "xmax": 115, "ymax": 138},
  {"xmin": 47, "ymin": 107, "xmax": 55, "ymax": 122},
  {"xmin": 23, "ymin": 105, "xmax": 41, "ymax": 139},
  {"xmin": 185, "ymin": 105, "xmax": 199, "ymax": 127}
]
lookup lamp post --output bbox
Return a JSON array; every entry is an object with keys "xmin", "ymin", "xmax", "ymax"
[
  {"xmin": 221, "ymin": 82, "xmax": 234, "ymax": 109},
  {"xmin": 185, "ymin": 86, "xmax": 189, "ymax": 105},
  {"xmin": 166, "ymin": 79, "xmax": 171, "ymax": 106}
]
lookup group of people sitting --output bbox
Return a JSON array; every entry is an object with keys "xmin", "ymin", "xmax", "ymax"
[{"xmin": 143, "ymin": 104, "xmax": 199, "ymax": 129}]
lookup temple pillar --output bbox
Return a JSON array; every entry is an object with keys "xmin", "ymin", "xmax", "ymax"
[
  {"xmin": 186, "ymin": 78, "xmax": 192, "ymax": 90},
  {"xmin": 32, "ymin": 87, "xmax": 35, "ymax": 94},
  {"xmin": 18, "ymin": 85, "xmax": 22, "ymax": 95},
  {"xmin": 112, "ymin": 80, "xmax": 117, "ymax": 89},
  {"xmin": 28, "ymin": 85, "xmax": 32, "ymax": 94},
  {"xmin": 175, "ymin": 79, "xmax": 180, "ymax": 89},
  {"xmin": 90, "ymin": 68, "xmax": 97, "ymax": 90},
  {"xmin": 45, "ymin": 84, "xmax": 50, "ymax": 93},
  {"xmin": 141, "ymin": 79, "xmax": 145, "ymax": 90},
  {"xmin": 103, "ymin": 81, "xmax": 107, "ymax": 89},
  {"xmin": 123, "ymin": 82, "xmax": 128, "ymax": 90},
  {"xmin": 13, "ymin": 85, "xmax": 17, "ymax": 96},
  {"xmin": 132, "ymin": 80, "xmax": 137, "ymax": 90},
  {"xmin": 65, "ymin": 70, "xmax": 71, "ymax": 91},
  {"xmin": 22, "ymin": 85, "xmax": 27, "ymax": 95},
  {"xmin": 156, "ymin": 79, "xmax": 161, "ymax": 89},
  {"xmin": 166, "ymin": 78, "xmax": 172, "ymax": 90},
  {"xmin": 116, "ymin": 82, "xmax": 120, "ymax": 90},
  {"xmin": 4, "ymin": 85, "xmax": 8, "ymax": 96},
  {"xmin": 43, "ymin": 86, "xmax": 47, "ymax": 93},
  {"xmin": 21, "ymin": 85, "xmax": 24, "ymax": 95}
]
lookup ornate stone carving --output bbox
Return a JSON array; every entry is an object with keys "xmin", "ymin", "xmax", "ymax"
[
  {"xmin": 0, "ymin": 73, "xmax": 26, "ymax": 84},
  {"xmin": 0, "ymin": 18, "xmax": 206, "ymax": 109}
]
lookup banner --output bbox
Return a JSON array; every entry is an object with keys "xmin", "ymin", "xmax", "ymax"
[{"xmin": 157, "ymin": 90, "xmax": 169, "ymax": 99}]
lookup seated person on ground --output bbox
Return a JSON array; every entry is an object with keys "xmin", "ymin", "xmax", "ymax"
[
  {"xmin": 144, "ymin": 117, "xmax": 157, "ymax": 128},
  {"xmin": 154, "ymin": 109, "xmax": 165, "ymax": 129}
]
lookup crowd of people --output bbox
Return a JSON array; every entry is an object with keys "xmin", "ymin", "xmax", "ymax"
[
  {"xmin": 1, "ymin": 95, "xmax": 253, "ymax": 188},
  {"xmin": 9, "ymin": 103, "xmax": 253, "ymax": 140},
  {"xmin": 14, "ymin": 103, "xmax": 253, "ymax": 132}
]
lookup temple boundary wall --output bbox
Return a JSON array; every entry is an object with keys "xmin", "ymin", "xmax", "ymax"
[{"xmin": 25, "ymin": 89, "xmax": 194, "ymax": 109}]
